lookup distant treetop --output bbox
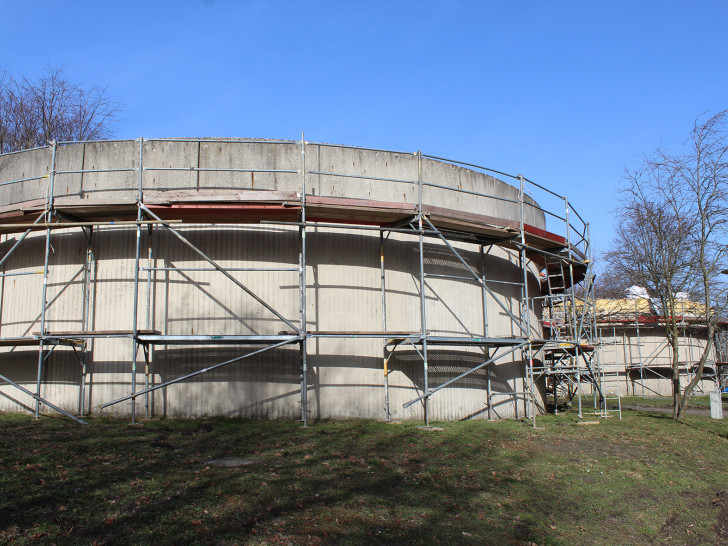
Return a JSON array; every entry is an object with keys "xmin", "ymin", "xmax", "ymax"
[{"xmin": 0, "ymin": 66, "xmax": 122, "ymax": 154}]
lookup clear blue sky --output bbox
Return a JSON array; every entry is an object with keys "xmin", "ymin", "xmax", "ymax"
[{"xmin": 4, "ymin": 0, "xmax": 727, "ymax": 260}]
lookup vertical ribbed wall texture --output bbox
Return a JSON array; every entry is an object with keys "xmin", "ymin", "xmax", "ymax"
[{"xmin": 0, "ymin": 139, "xmax": 553, "ymax": 421}]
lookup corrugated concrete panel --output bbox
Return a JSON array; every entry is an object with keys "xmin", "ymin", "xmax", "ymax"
[
  {"xmin": 0, "ymin": 147, "xmax": 51, "ymax": 206},
  {"xmin": 0, "ymin": 222, "xmax": 537, "ymax": 419},
  {"xmin": 196, "ymin": 140, "xmax": 300, "ymax": 192},
  {"xmin": 309, "ymin": 145, "xmax": 419, "ymax": 204},
  {"xmin": 0, "ymin": 140, "xmax": 546, "ymax": 230},
  {"xmin": 53, "ymin": 143, "xmax": 85, "ymax": 200},
  {"xmin": 69, "ymin": 141, "xmax": 138, "ymax": 198}
]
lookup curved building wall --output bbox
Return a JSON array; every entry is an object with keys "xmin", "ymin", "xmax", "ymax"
[
  {"xmin": 0, "ymin": 139, "xmax": 549, "ymax": 421},
  {"xmin": 597, "ymin": 325, "xmax": 718, "ymax": 397}
]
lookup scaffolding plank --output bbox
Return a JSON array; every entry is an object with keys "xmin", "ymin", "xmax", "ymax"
[
  {"xmin": 144, "ymin": 189, "xmax": 299, "ymax": 204},
  {"xmin": 136, "ymin": 334, "xmax": 300, "ymax": 346},
  {"xmin": 0, "ymin": 337, "xmax": 39, "ymax": 347},
  {"xmin": 0, "ymin": 193, "xmax": 576, "ymax": 257},
  {"xmin": 542, "ymin": 344, "xmax": 596, "ymax": 356},
  {"xmin": 388, "ymin": 336, "xmax": 528, "ymax": 347},
  {"xmin": 304, "ymin": 195, "xmax": 416, "ymax": 225},
  {"xmin": 0, "ymin": 198, "xmax": 47, "ymax": 217},
  {"xmin": 145, "ymin": 203, "xmax": 301, "ymax": 223},
  {"xmin": 37, "ymin": 330, "xmax": 161, "ymax": 339}
]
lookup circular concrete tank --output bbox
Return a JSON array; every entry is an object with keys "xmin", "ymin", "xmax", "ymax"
[{"xmin": 0, "ymin": 139, "xmax": 559, "ymax": 421}]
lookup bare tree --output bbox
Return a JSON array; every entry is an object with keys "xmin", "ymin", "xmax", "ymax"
[
  {"xmin": 592, "ymin": 260, "xmax": 633, "ymax": 299},
  {"xmin": 0, "ymin": 66, "xmax": 121, "ymax": 153},
  {"xmin": 604, "ymin": 111, "xmax": 728, "ymax": 419},
  {"xmin": 606, "ymin": 185, "xmax": 698, "ymax": 418}
]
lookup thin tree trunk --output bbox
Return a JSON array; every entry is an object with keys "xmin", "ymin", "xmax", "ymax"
[
  {"xmin": 677, "ymin": 323, "xmax": 715, "ymax": 420},
  {"xmin": 672, "ymin": 334, "xmax": 681, "ymax": 420}
]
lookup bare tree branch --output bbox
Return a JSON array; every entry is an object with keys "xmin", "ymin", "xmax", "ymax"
[
  {"xmin": 0, "ymin": 66, "xmax": 122, "ymax": 153},
  {"xmin": 603, "ymin": 110, "xmax": 728, "ymax": 419}
]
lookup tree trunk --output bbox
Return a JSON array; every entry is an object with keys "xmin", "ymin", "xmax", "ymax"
[
  {"xmin": 668, "ymin": 323, "xmax": 682, "ymax": 420},
  {"xmin": 672, "ymin": 355, "xmax": 681, "ymax": 420},
  {"xmin": 677, "ymin": 323, "xmax": 715, "ymax": 420}
]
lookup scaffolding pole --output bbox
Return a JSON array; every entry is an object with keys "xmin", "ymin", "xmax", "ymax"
[
  {"xmin": 299, "ymin": 133, "xmax": 309, "ymax": 426},
  {"xmin": 381, "ymin": 230, "xmax": 390, "ymax": 420},
  {"xmin": 79, "ymin": 225, "xmax": 95, "ymax": 416},
  {"xmin": 417, "ymin": 151, "xmax": 430, "ymax": 427},
  {"xmin": 145, "ymin": 224, "xmax": 154, "ymax": 418},
  {"xmin": 35, "ymin": 142, "xmax": 57, "ymax": 419},
  {"xmin": 129, "ymin": 138, "xmax": 144, "ymax": 424}
]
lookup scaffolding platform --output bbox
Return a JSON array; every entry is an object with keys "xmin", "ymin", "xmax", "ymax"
[
  {"xmin": 136, "ymin": 334, "xmax": 301, "ymax": 346},
  {"xmin": 37, "ymin": 330, "xmax": 161, "ymax": 339},
  {"xmin": 390, "ymin": 335, "xmax": 529, "ymax": 347},
  {"xmin": 0, "ymin": 193, "xmax": 569, "ymax": 253},
  {"xmin": 542, "ymin": 343, "xmax": 596, "ymax": 356},
  {"xmin": 0, "ymin": 337, "xmax": 41, "ymax": 347},
  {"xmin": 278, "ymin": 331, "xmax": 529, "ymax": 348}
]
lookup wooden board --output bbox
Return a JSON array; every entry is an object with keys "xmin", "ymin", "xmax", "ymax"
[
  {"xmin": 0, "ymin": 192, "xmax": 579, "ymax": 259},
  {"xmin": 144, "ymin": 189, "xmax": 299, "ymax": 204}
]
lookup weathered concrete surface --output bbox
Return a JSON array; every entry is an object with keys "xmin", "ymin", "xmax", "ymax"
[{"xmin": 0, "ymin": 140, "xmax": 545, "ymax": 228}]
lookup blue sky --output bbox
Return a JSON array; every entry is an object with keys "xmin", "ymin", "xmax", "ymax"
[{"xmin": 3, "ymin": 1, "xmax": 727, "ymax": 260}]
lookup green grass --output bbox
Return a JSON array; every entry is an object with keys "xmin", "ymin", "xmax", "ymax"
[
  {"xmin": 1, "ymin": 409, "xmax": 727, "ymax": 545},
  {"xmin": 620, "ymin": 393, "xmax": 728, "ymax": 410}
]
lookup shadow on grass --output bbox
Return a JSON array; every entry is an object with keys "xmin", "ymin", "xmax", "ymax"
[
  {"xmin": 621, "ymin": 406, "xmax": 728, "ymax": 441},
  {"xmin": 0, "ymin": 416, "xmax": 583, "ymax": 544}
]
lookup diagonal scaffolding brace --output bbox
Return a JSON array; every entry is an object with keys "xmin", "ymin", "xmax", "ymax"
[
  {"xmin": 139, "ymin": 203, "xmax": 301, "ymax": 334},
  {"xmin": 100, "ymin": 337, "xmax": 299, "ymax": 409},
  {"xmin": 421, "ymin": 215, "xmax": 528, "ymax": 335},
  {"xmin": 402, "ymin": 342, "xmax": 527, "ymax": 409},
  {"xmin": 0, "ymin": 372, "xmax": 87, "ymax": 425}
]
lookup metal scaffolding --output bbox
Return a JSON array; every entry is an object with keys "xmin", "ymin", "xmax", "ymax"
[
  {"xmin": 596, "ymin": 305, "xmax": 720, "ymax": 399},
  {"xmin": 0, "ymin": 136, "xmax": 598, "ymax": 426}
]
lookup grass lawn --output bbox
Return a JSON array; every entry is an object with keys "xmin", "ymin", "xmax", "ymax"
[
  {"xmin": 1, "ymin": 408, "xmax": 727, "ymax": 545},
  {"xmin": 619, "ymin": 394, "xmax": 728, "ymax": 411}
]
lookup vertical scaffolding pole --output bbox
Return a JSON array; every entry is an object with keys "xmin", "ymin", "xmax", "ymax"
[
  {"xmin": 623, "ymin": 330, "xmax": 631, "ymax": 394},
  {"xmin": 635, "ymin": 299, "xmax": 645, "ymax": 396},
  {"xmin": 587, "ymin": 224, "xmax": 598, "ymax": 357},
  {"xmin": 145, "ymin": 224, "xmax": 154, "ymax": 418},
  {"xmin": 480, "ymin": 244, "xmax": 489, "ymax": 338},
  {"xmin": 417, "ymin": 151, "xmax": 430, "ymax": 426},
  {"xmin": 564, "ymin": 197, "xmax": 586, "ymax": 414},
  {"xmin": 576, "ymin": 360, "xmax": 583, "ymax": 419},
  {"xmin": 518, "ymin": 176, "xmax": 525, "ymax": 420},
  {"xmin": 0, "ymin": 233, "xmax": 4, "ymax": 338},
  {"xmin": 79, "ymin": 226, "xmax": 95, "ymax": 416},
  {"xmin": 299, "ymin": 133, "xmax": 309, "ymax": 426},
  {"xmin": 565, "ymin": 198, "xmax": 578, "ymax": 337},
  {"xmin": 518, "ymin": 175, "xmax": 535, "ymax": 426},
  {"xmin": 35, "ymin": 142, "xmax": 57, "ymax": 418},
  {"xmin": 130, "ymin": 137, "xmax": 144, "ymax": 424},
  {"xmin": 480, "ymin": 244, "xmax": 491, "ymax": 419},
  {"xmin": 586, "ymin": 222, "xmax": 605, "ymax": 416},
  {"xmin": 380, "ymin": 231, "xmax": 390, "ymax": 420},
  {"xmin": 564, "ymin": 199, "xmax": 576, "ymax": 341},
  {"xmin": 35, "ymin": 238, "xmax": 51, "ymax": 418}
]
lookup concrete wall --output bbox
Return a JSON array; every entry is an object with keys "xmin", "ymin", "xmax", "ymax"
[
  {"xmin": 0, "ymin": 139, "xmax": 544, "ymax": 225},
  {"xmin": 0, "ymin": 139, "xmax": 548, "ymax": 421}
]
